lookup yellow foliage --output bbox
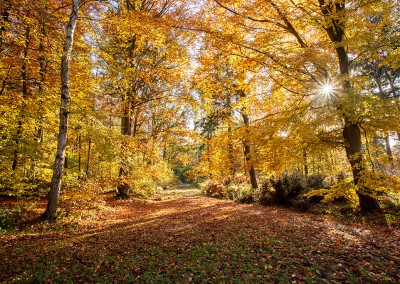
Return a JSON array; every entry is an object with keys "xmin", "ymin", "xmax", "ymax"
[
  {"xmin": 304, "ymin": 178, "xmax": 359, "ymax": 204},
  {"xmin": 358, "ymin": 170, "xmax": 400, "ymax": 197},
  {"xmin": 305, "ymin": 171, "xmax": 400, "ymax": 204}
]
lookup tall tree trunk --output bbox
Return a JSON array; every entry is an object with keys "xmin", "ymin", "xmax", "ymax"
[
  {"xmin": 78, "ymin": 134, "xmax": 81, "ymax": 173},
  {"xmin": 238, "ymin": 90, "xmax": 258, "ymax": 189},
  {"xmin": 117, "ymin": 96, "xmax": 133, "ymax": 198},
  {"xmin": 384, "ymin": 68, "xmax": 398, "ymax": 99},
  {"xmin": 35, "ymin": 23, "xmax": 47, "ymax": 144},
  {"xmin": 340, "ymin": 67, "xmax": 380, "ymax": 212},
  {"xmin": 319, "ymin": 0, "xmax": 381, "ymax": 213},
  {"xmin": 12, "ymin": 26, "xmax": 30, "ymax": 170},
  {"xmin": 162, "ymin": 136, "xmax": 167, "ymax": 160},
  {"xmin": 86, "ymin": 138, "xmax": 91, "ymax": 177},
  {"xmin": 227, "ymin": 122, "xmax": 235, "ymax": 182},
  {"xmin": 303, "ymin": 149, "xmax": 308, "ymax": 176},
  {"xmin": 42, "ymin": 0, "xmax": 79, "ymax": 221},
  {"xmin": 30, "ymin": 30, "xmax": 46, "ymax": 179},
  {"xmin": 117, "ymin": 25, "xmax": 137, "ymax": 198},
  {"xmin": 226, "ymin": 94, "xmax": 235, "ymax": 183},
  {"xmin": 30, "ymin": 35, "xmax": 46, "ymax": 176}
]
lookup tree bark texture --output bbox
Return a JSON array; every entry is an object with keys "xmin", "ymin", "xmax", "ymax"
[
  {"xmin": 117, "ymin": 96, "xmax": 133, "ymax": 198},
  {"xmin": 117, "ymin": 24, "xmax": 137, "ymax": 198},
  {"xmin": 42, "ymin": 0, "xmax": 79, "ymax": 221}
]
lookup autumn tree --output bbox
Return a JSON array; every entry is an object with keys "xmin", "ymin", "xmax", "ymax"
[
  {"xmin": 202, "ymin": 0, "xmax": 400, "ymax": 212},
  {"xmin": 42, "ymin": 0, "xmax": 80, "ymax": 221},
  {"xmin": 99, "ymin": 0, "xmax": 190, "ymax": 197},
  {"xmin": 0, "ymin": 1, "xmax": 69, "ymax": 195}
]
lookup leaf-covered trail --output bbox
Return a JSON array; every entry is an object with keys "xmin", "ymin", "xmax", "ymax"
[{"xmin": 1, "ymin": 185, "xmax": 399, "ymax": 283}]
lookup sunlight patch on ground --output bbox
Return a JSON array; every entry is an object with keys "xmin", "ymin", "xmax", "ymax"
[{"xmin": 153, "ymin": 184, "xmax": 202, "ymax": 200}]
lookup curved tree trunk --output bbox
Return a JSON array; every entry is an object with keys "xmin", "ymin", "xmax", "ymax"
[{"xmin": 42, "ymin": 0, "xmax": 79, "ymax": 221}]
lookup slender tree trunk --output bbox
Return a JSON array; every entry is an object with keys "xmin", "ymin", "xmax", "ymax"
[
  {"xmin": 303, "ymin": 149, "xmax": 308, "ymax": 176},
  {"xmin": 42, "ymin": 0, "xmax": 79, "ymax": 221},
  {"xmin": 12, "ymin": 120, "xmax": 22, "ymax": 171},
  {"xmin": 117, "ymin": 96, "xmax": 133, "ymax": 198},
  {"xmin": 133, "ymin": 107, "xmax": 140, "ymax": 137},
  {"xmin": 35, "ymin": 23, "xmax": 47, "ymax": 144},
  {"xmin": 383, "ymin": 69, "xmax": 399, "ymax": 156},
  {"xmin": 226, "ymin": 94, "xmax": 235, "ymax": 183},
  {"xmin": 31, "ymin": 46, "xmax": 45, "ymax": 176},
  {"xmin": 238, "ymin": 90, "xmax": 258, "ymax": 189},
  {"xmin": 384, "ymin": 68, "xmax": 398, "ymax": 99},
  {"xmin": 64, "ymin": 152, "xmax": 68, "ymax": 169},
  {"xmin": 227, "ymin": 123, "xmax": 235, "ymax": 182},
  {"xmin": 12, "ymin": 26, "xmax": 30, "ymax": 170},
  {"xmin": 85, "ymin": 139, "xmax": 91, "ymax": 177},
  {"xmin": 162, "ymin": 136, "xmax": 167, "ymax": 160},
  {"xmin": 78, "ymin": 134, "xmax": 81, "ymax": 173}
]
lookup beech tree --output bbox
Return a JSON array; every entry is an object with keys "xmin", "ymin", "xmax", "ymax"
[
  {"xmin": 99, "ymin": 0, "xmax": 190, "ymax": 197},
  {"xmin": 204, "ymin": 0, "xmax": 399, "ymax": 212}
]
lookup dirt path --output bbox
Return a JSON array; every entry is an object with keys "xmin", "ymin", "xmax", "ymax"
[
  {"xmin": 0, "ymin": 185, "xmax": 399, "ymax": 283},
  {"xmin": 154, "ymin": 183, "xmax": 202, "ymax": 199}
]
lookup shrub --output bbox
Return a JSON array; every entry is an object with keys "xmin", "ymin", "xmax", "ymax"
[
  {"xmin": 202, "ymin": 180, "xmax": 253, "ymax": 201},
  {"xmin": 233, "ymin": 184, "xmax": 255, "ymax": 204},
  {"xmin": 257, "ymin": 173, "xmax": 327, "ymax": 208},
  {"xmin": 257, "ymin": 180, "xmax": 275, "ymax": 206},
  {"xmin": 270, "ymin": 172, "xmax": 307, "ymax": 206},
  {"xmin": 204, "ymin": 173, "xmax": 328, "ymax": 209},
  {"xmin": 232, "ymin": 174, "xmax": 248, "ymax": 185},
  {"xmin": 203, "ymin": 181, "xmax": 228, "ymax": 199},
  {"xmin": 174, "ymin": 165, "xmax": 194, "ymax": 183},
  {"xmin": 307, "ymin": 174, "xmax": 326, "ymax": 190}
]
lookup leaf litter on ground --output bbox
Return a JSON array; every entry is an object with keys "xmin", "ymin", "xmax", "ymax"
[{"xmin": 0, "ymin": 184, "xmax": 399, "ymax": 283}]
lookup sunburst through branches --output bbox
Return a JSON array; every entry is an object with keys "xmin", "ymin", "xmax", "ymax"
[{"xmin": 317, "ymin": 77, "xmax": 339, "ymax": 105}]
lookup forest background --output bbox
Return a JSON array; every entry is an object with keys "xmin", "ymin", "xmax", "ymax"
[{"xmin": 0, "ymin": 0, "xmax": 400, "ymax": 222}]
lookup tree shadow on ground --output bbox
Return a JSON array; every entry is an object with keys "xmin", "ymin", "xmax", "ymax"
[{"xmin": 0, "ymin": 191, "xmax": 399, "ymax": 283}]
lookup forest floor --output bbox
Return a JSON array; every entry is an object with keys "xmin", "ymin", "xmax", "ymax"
[{"xmin": 0, "ymin": 184, "xmax": 399, "ymax": 283}]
